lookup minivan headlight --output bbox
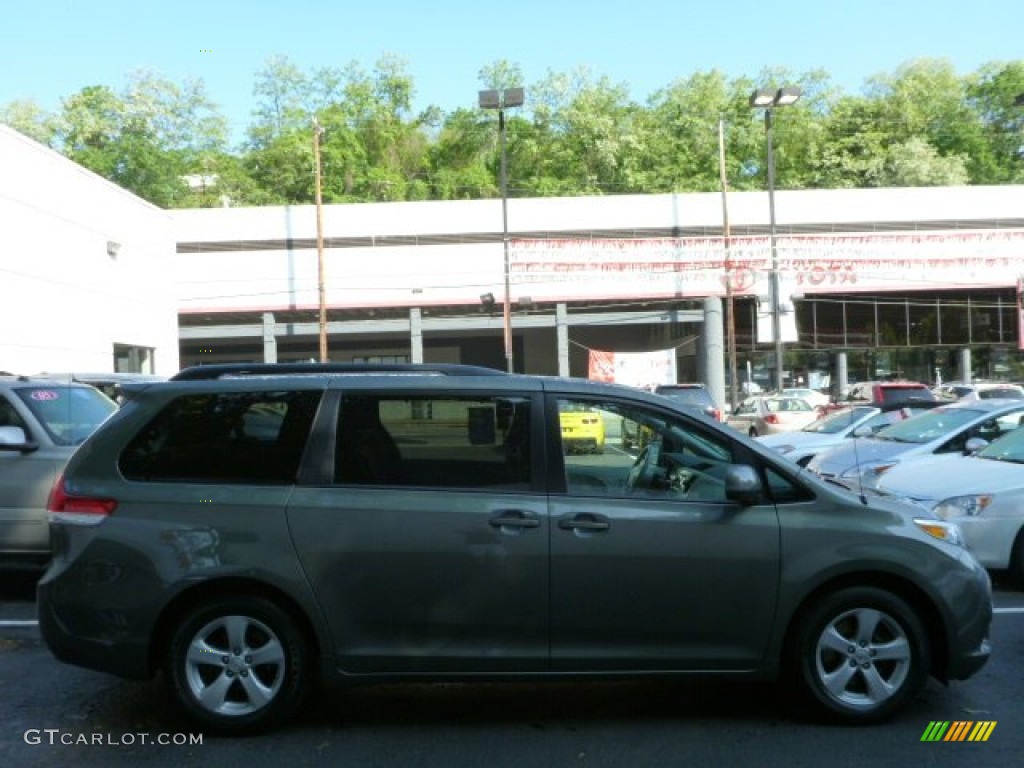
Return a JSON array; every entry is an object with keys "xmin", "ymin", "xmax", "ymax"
[
  {"xmin": 933, "ymin": 494, "xmax": 993, "ymax": 520},
  {"xmin": 914, "ymin": 518, "xmax": 965, "ymax": 546}
]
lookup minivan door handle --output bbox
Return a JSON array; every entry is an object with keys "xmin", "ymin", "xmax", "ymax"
[
  {"xmin": 488, "ymin": 510, "xmax": 541, "ymax": 532},
  {"xmin": 558, "ymin": 513, "xmax": 611, "ymax": 533}
]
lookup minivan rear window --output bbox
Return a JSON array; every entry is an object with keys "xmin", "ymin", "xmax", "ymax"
[{"xmin": 119, "ymin": 390, "xmax": 322, "ymax": 483}]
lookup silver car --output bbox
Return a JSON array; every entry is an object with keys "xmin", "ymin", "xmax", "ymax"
[
  {"xmin": 758, "ymin": 402, "xmax": 938, "ymax": 467},
  {"xmin": 0, "ymin": 374, "xmax": 117, "ymax": 565},
  {"xmin": 38, "ymin": 363, "xmax": 992, "ymax": 734},
  {"xmin": 806, "ymin": 399, "xmax": 1024, "ymax": 492},
  {"xmin": 872, "ymin": 426, "xmax": 1024, "ymax": 582}
]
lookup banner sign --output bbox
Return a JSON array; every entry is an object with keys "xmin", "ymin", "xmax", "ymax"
[
  {"xmin": 512, "ymin": 230, "xmax": 1024, "ymax": 300},
  {"xmin": 588, "ymin": 349, "xmax": 677, "ymax": 390}
]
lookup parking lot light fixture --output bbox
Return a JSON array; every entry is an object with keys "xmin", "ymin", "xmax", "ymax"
[
  {"xmin": 478, "ymin": 87, "xmax": 525, "ymax": 372},
  {"xmin": 750, "ymin": 85, "xmax": 802, "ymax": 390}
]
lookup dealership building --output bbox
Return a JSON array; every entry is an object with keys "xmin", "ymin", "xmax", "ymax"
[
  {"xmin": 4, "ymin": 122, "xmax": 1023, "ymax": 411},
  {"xmin": 0, "ymin": 125, "xmax": 179, "ymax": 376},
  {"xmin": 172, "ymin": 184, "xmax": 1024, "ymax": 407}
]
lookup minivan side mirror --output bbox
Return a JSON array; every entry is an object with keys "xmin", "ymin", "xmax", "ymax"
[
  {"xmin": 0, "ymin": 426, "xmax": 38, "ymax": 453},
  {"xmin": 724, "ymin": 465, "xmax": 762, "ymax": 506}
]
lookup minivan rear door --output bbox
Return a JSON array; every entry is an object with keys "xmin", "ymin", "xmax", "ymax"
[{"xmin": 287, "ymin": 386, "xmax": 550, "ymax": 675}]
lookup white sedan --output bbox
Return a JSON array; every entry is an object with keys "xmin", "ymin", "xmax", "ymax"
[
  {"xmin": 780, "ymin": 387, "xmax": 831, "ymax": 410},
  {"xmin": 872, "ymin": 426, "xmax": 1024, "ymax": 582},
  {"xmin": 727, "ymin": 396, "xmax": 818, "ymax": 437}
]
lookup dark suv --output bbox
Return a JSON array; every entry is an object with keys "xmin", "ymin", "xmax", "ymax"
[
  {"xmin": 39, "ymin": 363, "xmax": 991, "ymax": 734},
  {"xmin": 653, "ymin": 383, "xmax": 723, "ymax": 421}
]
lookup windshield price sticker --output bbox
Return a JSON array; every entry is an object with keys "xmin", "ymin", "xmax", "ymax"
[{"xmin": 30, "ymin": 390, "xmax": 61, "ymax": 401}]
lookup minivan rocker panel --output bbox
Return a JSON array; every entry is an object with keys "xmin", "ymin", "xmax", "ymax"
[{"xmin": 37, "ymin": 364, "xmax": 991, "ymax": 734}]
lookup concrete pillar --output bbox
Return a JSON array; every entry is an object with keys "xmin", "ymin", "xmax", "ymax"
[
  {"xmin": 958, "ymin": 348, "xmax": 972, "ymax": 384},
  {"xmin": 702, "ymin": 297, "xmax": 726, "ymax": 413},
  {"xmin": 262, "ymin": 312, "xmax": 277, "ymax": 364},
  {"xmin": 556, "ymin": 303, "xmax": 570, "ymax": 377},
  {"xmin": 835, "ymin": 351, "xmax": 848, "ymax": 399},
  {"xmin": 410, "ymin": 307, "xmax": 423, "ymax": 364}
]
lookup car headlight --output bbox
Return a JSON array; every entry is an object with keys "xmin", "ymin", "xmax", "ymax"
[
  {"xmin": 933, "ymin": 494, "xmax": 994, "ymax": 520},
  {"xmin": 914, "ymin": 517, "xmax": 965, "ymax": 547}
]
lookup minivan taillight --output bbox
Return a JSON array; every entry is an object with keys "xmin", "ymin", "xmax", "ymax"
[{"xmin": 47, "ymin": 474, "xmax": 117, "ymax": 526}]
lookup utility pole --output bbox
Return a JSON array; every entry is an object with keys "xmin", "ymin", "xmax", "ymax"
[
  {"xmin": 719, "ymin": 117, "xmax": 739, "ymax": 412},
  {"xmin": 313, "ymin": 118, "xmax": 327, "ymax": 362}
]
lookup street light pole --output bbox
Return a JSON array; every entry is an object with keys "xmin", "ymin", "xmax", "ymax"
[
  {"xmin": 313, "ymin": 118, "xmax": 327, "ymax": 362},
  {"xmin": 750, "ymin": 86, "xmax": 801, "ymax": 391},
  {"xmin": 479, "ymin": 87, "xmax": 525, "ymax": 373}
]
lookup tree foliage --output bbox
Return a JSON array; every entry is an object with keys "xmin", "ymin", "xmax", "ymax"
[{"xmin": 3, "ymin": 56, "xmax": 1023, "ymax": 208}]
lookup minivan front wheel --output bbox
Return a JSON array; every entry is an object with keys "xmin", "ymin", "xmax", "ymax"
[
  {"xmin": 164, "ymin": 596, "xmax": 311, "ymax": 734},
  {"xmin": 792, "ymin": 587, "xmax": 930, "ymax": 722}
]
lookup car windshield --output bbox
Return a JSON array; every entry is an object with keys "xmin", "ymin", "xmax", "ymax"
[
  {"xmin": 657, "ymin": 388, "xmax": 709, "ymax": 406},
  {"xmin": 802, "ymin": 406, "xmax": 877, "ymax": 434},
  {"xmin": 978, "ymin": 387, "xmax": 1024, "ymax": 399},
  {"xmin": 871, "ymin": 405, "xmax": 985, "ymax": 445},
  {"xmin": 976, "ymin": 427, "xmax": 1024, "ymax": 463},
  {"xmin": 15, "ymin": 385, "xmax": 117, "ymax": 446},
  {"xmin": 764, "ymin": 397, "xmax": 812, "ymax": 413}
]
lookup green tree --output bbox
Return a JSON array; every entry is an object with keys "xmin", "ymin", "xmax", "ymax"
[
  {"xmin": 0, "ymin": 99, "xmax": 58, "ymax": 146},
  {"xmin": 966, "ymin": 61, "xmax": 1024, "ymax": 183}
]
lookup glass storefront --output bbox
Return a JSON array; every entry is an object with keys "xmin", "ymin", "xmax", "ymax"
[{"xmin": 730, "ymin": 288, "xmax": 1024, "ymax": 390}]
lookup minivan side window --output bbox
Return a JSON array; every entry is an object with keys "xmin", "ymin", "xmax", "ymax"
[
  {"xmin": 119, "ymin": 390, "xmax": 322, "ymax": 483},
  {"xmin": 334, "ymin": 394, "xmax": 533, "ymax": 490},
  {"xmin": 558, "ymin": 398, "xmax": 733, "ymax": 502}
]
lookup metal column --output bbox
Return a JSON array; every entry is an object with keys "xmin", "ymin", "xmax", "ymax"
[
  {"xmin": 262, "ymin": 312, "xmax": 277, "ymax": 364},
  {"xmin": 556, "ymin": 303, "xmax": 570, "ymax": 377},
  {"xmin": 703, "ymin": 297, "xmax": 726, "ymax": 414},
  {"xmin": 410, "ymin": 307, "xmax": 423, "ymax": 364}
]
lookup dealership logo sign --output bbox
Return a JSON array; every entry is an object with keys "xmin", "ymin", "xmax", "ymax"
[{"xmin": 920, "ymin": 721, "xmax": 996, "ymax": 742}]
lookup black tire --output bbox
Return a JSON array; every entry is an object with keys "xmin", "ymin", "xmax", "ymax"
[
  {"xmin": 790, "ymin": 587, "xmax": 930, "ymax": 723},
  {"xmin": 748, "ymin": 428, "xmax": 758, "ymax": 438},
  {"xmin": 163, "ymin": 596, "xmax": 311, "ymax": 735},
  {"xmin": 1009, "ymin": 528, "xmax": 1024, "ymax": 587}
]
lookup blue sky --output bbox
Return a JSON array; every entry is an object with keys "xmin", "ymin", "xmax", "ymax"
[{"xmin": 2, "ymin": 0, "xmax": 1019, "ymax": 146}]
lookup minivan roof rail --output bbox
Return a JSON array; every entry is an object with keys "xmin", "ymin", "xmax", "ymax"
[{"xmin": 171, "ymin": 362, "xmax": 508, "ymax": 381}]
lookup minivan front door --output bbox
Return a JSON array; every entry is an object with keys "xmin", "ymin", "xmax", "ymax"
[{"xmin": 548, "ymin": 396, "xmax": 781, "ymax": 671}]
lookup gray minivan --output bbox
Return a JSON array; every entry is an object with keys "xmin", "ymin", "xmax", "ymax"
[
  {"xmin": 0, "ymin": 374, "xmax": 118, "ymax": 566},
  {"xmin": 38, "ymin": 364, "xmax": 992, "ymax": 734}
]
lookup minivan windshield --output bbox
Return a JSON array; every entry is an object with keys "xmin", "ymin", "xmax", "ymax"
[{"xmin": 15, "ymin": 385, "xmax": 117, "ymax": 446}]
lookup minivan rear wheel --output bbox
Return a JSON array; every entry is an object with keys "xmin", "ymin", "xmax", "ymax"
[
  {"xmin": 791, "ymin": 587, "xmax": 930, "ymax": 722},
  {"xmin": 164, "ymin": 596, "xmax": 311, "ymax": 734}
]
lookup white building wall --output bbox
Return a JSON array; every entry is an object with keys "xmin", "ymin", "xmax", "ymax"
[
  {"xmin": 171, "ymin": 186, "xmax": 1024, "ymax": 315},
  {"xmin": 0, "ymin": 126, "xmax": 180, "ymax": 375}
]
